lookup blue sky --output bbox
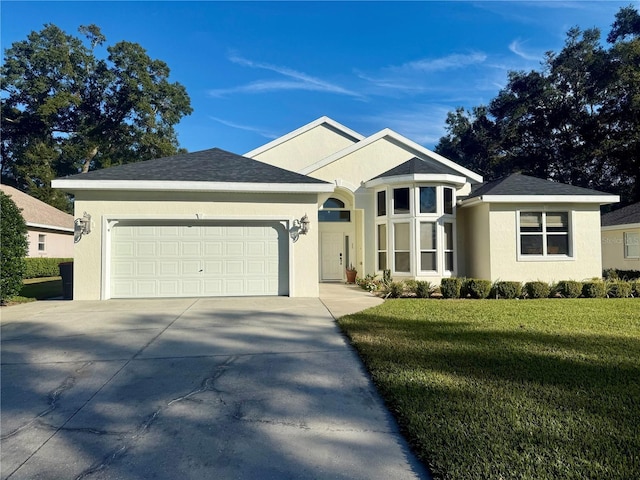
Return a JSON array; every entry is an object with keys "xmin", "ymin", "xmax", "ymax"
[{"xmin": 2, "ymin": 1, "xmax": 637, "ymax": 155}]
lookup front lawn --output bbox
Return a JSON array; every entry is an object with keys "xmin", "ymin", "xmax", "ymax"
[
  {"xmin": 19, "ymin": 276, "xmax": 62, "ymax": 300},
  {"xmin": 338, "ymin": 299, "xmax": 640, "ymax": 480}
]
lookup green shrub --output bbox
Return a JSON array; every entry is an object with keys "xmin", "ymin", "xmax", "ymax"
[
  {"xmin": 463, "ymin": 278, "xmax": 492, "ymax": 299},
  {"xmin": 24, "ymin": 257, "xmax": 73, "ymax": 279},
  {"xmin": 631, "ymin": 281, "xmax": 640, "ymax": 298},
  {"xmin": 524, "ymin": 281, "xmax": 551, "ymax": 299},
  {"xmin": 1, "ymin": 192, "xmax": 28, "ymax": 303},
  {"xmin": 608, "ymin": 281, "xmax": 632, "ymax": 298},
  {"xmin": 582, "ymin": 281, "xmax": 607, "ymax": 298},
  {"xmin": 555, "ymin": 280, "xmax": 583, "ymax": 298},
  {"xmin": 403, "ymin": 279, "xmax": 417, "ymax": 293},
  {"xmin": 603, "ymin": 268, "xmax": 640, "ymax": 281},
  {"xmin": 440, "ymin": 278, "xmax": 462, "ymax": 299},
  {"xmin": 415, "ymin": 281, "xmax": 433, "ymax": 299},
  {"xmin": 491, "ymin": 281, "xmax": 522, "ymax": 299},
  {"xmin": 386, "ymin": 281, "xmax": 405, "ymax": 299}
]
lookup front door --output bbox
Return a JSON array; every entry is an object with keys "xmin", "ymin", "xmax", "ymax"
[{"xmin": 321, "ymin": 232, "xmax": 343, "ymax": 280}]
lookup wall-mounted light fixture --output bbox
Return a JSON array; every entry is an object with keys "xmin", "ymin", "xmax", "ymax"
[
  {"xmin": 290, "ymin": 214, "xmax": 311, "ymax": 242},
  {"xmin": 74, "ymin": 212, "xmax": 92, "ymax": 243}
]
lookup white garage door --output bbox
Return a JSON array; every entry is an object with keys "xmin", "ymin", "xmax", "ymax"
[{"xmin": 110, "ymin": 222, "xmax": 288, "ymax": 298}]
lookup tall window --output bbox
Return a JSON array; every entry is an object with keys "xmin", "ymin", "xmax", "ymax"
[
  {"xmin": 419, "ymin": 187, "xmax": 437, "ymax": 213},
  {"xmin": 520, "ymin": 212, "xmax": 570, "ymax": 256},
  {"xmin": 393, "ymin": 188, "xmax": 410, "ymax": 214},
  {"xmin": 377, "ymin": 191, "xmax": 386, "ymax": 216},
  {"xmin": 443, "ymin": 222, "xmax": 454, "ymax": 271},
  {"xmin": 377, "ymin": 224, "xmax": 387, "ymax": 270},
  {"xmin": 625, "ymin": 232, "xmax": 640, "ymax": 259},
  {"xmin": 443, "ymin": 187, "xmax": 454, "ymax": 215},
  {"xmin": 38, "ymin": 234, "xmax": 46, "ymax": 252},
  {"xmin": 420, "ymin": 222, "xmax": 437, "ymax": 271},
  {"xmin": 394, "ymin": 223, "xmax": 411, "ymax": 272}
]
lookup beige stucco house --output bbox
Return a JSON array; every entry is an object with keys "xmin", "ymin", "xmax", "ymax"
[
  {"xmin": 0, "ymin": 184, "xmax": 74, "ymax": 258},
  {"xmin": 52, "ymin": 117, "xmax": 619, "ymax": 300},
  {"xmin": 601, "ymin": 202, "xmax": 640, "ymax": 271}
]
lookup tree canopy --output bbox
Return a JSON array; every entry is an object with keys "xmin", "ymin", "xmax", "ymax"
[
  {"xmin": 1, "ymin": 24, "xmax": 193, "ymax": 211},
  {"xmin": 435, "ymin": 6, "xmax": 640, "ymax": 204},
  {"xmin": 0, "ymin": 192, "xmax": 28, "ymax": 303}
]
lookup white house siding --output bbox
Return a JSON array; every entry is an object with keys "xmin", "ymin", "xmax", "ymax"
[
  {"xmin": 487, "ymin": 203, "xmax": 604, "ymax": 283},
  {"xmin": 71, "ymin": 190, "xmax": 321, "ymax": 300},
  {"xmin": 601, "ymin": 225, "xmax": 640, "ymax": 271},
  {"xmin": 457, "ymin": 203, "xmax": 491, "ymax": 280}
]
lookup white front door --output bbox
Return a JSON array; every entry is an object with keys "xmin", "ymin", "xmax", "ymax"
[{"xmin": 321, "ymin": 232, "xmax": 344, "ymax": 280}]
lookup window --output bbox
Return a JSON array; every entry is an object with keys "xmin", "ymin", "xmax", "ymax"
[
  {"xmin": 419, "ymin": 187, "xmax": 437, "ymax": 214},
  {"xmin": 625, "ymin": 232, "xmax": 640, "ymax": 259},
  {"xmin": 420, "ymin": 222, "xmax": 437, "ymax": 271},
  {"xmin": 443, "ymin": 222, "xmax": 454, "ymax": 271},
  {"xmin": 393, "ymin": 188, "xmax": 410, "ymax": 215},
  {"xmin": 394, "ymin": 223, "xmax": 411, "ymax": 272},
  {"xmin": 319, "ymin": 197, "xmax": 351, "ymax": 222},
  {"xmin": 38, "ymin": 234, "xmax": 46, "ymax": 252},
  {"xmin": 519, "ymin": 212, "xmax": 570, "ymax": 256},
  {"xmin": 443, "ymin": 187, "xmax": 454, "ymax": 215},
  {"xmin": 377, "ymin": 224, "xmax": 387, "ymax": 270},
  {"xmin": 377, "ymin": 191, "xmax": 386, "ymax": 216}
]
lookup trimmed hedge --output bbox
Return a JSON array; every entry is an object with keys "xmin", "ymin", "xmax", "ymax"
[
  {"xmin": 463, "ymin": 278, "xmax": 492, "ymax": 299},
  {"xmin": 524, "ymin": 281, "xmax": 551, "ymax": 299},
  {"xmin": 582, "ymin": 281, "xmax": 607, "ymax": 298},
  {"xmin": 440, "ymin": 278, "xmax": 462, "ymax": 299},
  {"xmin": 491, "ymin": 281, "xmax": 522, "ymax": 299},
  {"xmin": 24, "ymin": 257, "xmax": 73, "ymax": 279},
  {"xmin": 608, "ymin": 281, "xmax": 632, "ymax": 298},
  {"xmin": 555, "ymin": 280, "xmax": 583, "ymax": 298},
  {"xmin": 1, "ymin": 192, "xmax": 28, "ymax": 302}
]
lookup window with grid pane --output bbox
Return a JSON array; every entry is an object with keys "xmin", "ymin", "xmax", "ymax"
[
  {"xmin": 519, "ymin": 212, "xmax": 570, "ymax": 257},
  {"xmin": 625, "ymin": 232, "xmax": 639, "ymax": 259}
]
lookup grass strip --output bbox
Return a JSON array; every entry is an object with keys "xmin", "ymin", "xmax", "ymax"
[{"xmin": 338, "ymin": 299, "xmax": 640, "ymax": 480}]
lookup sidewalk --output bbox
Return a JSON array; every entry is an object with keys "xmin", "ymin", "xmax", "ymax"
[{"xmin": 319, "ymin": 282, "xmax": 384, "ymax": 318}]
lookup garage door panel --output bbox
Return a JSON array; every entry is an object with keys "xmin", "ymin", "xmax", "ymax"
[{"xmin": 111, "ymin": 223, "xmax": 287, "ymax": 298}]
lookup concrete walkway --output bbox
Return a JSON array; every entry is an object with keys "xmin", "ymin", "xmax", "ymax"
[
  {"xmin": 319, "ymin": 282, "xmax": 384, "ymax": 319},
  {"xmin": 1, "ymin": 289, "xmax": 428, "ymax": 480}
]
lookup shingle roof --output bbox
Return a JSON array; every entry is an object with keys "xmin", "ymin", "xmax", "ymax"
[
  {"xmin": 59, "ymin": 148, "xmax": 329, "ymax": 184},
  {"xmin": 370, "ymin": 157, "xmax": 464, "ymax": 180},
  {"xmin": 601, "ymin": 202, "xmax": 640, "ymax": 227},
  {"xmin": 0, "ymin": 184, "xmax": 73, "ymax": 231},
  {"xmin": 466, "ymin": 173, "xmax": 613, "ymax": 198}
]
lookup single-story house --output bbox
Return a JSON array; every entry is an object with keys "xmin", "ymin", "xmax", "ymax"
[
  {"xmin": 0, "ymin": 184, "xmax": 74, "ymax": 258},
  {"xmin": 601, "ymin": 202, "xmax": 640, "ymax": 271},
  {"xmin": 52, "ymin": 117, "xmax": 619, "ymax": 300}
]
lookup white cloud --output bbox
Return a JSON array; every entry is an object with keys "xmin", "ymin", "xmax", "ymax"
[
  {"xmin": 208, "ymin": 117, "xmax": 279, "ymax": 139},
  {"xmin": 397, "ymin": 52, "xmax": 488, "ymax": 73},
  {"xmin": 508, "ymin": 39, "xmax": 543, "ymax": 62},
  {"xmin": 208, "ymin": 54, "xmax": 364, "ymax": 99}
]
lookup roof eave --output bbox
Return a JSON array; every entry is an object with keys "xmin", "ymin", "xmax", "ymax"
[
  {"xmin": 365, "ymin": 174, "xmax": 468, "ymax": 189},
  {"xmin": 51, "ymin": 179, "xmax": 335, "ymax": 194},
  {"xmin": 459, "ymin": 194, "xmax": 620, "ymax": 206}
]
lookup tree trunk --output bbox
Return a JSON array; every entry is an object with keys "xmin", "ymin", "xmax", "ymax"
[{"xmin": 81, "ymin": 146, "xmax": 99, "ymax": 173}]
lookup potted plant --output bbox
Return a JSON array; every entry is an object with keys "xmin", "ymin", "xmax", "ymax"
[{"xmin": 346, "ymin": 264, "xmax": 358, "ymax": 284}]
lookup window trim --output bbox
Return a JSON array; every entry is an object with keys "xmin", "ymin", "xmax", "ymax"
[
  {"xmin": 517, "ymin": 210, "xmax": 575, "ymax": 262},
  {"xmin": 624, "ymin": 231, "xmax": 640, "ymax": 259}
]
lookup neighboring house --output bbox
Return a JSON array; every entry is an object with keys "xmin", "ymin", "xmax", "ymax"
[
  {"xmin": 601, "ymin": 202, "xmax": 640, "ymax": 271},
  {"xmin": 52, "ymin": 117, "xmax": 619, "ymax": 300},
  {"xmin": 0, "ymin": 184, "xmax": 74, "ymax": 258}
]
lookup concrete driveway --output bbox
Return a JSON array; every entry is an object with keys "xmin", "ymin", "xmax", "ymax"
[{"xmin": 1, "ymin": 290, "xmax": 429, "ymax": 480}]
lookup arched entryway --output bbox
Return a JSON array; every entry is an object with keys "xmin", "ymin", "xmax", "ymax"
[{"xmin": 318, "ymin": 189, "xmax": 356, "ymax": 281}]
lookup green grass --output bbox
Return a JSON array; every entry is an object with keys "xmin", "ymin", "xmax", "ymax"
[
  {"xmin": 18, "ymin": 276, "xmax": 63, "ymax": 300},
  {"xmin": 338, "ymin": 299, "xmax": 640, "ymax": 480}
]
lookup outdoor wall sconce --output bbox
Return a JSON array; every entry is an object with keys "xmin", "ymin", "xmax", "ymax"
[
  {"xmin": 290, "ymin": 214, "xmax": 310, "ymax": 242},
  {"xmin": 74, "ymin": 212, "xmax": 92, "ymax": 243}
]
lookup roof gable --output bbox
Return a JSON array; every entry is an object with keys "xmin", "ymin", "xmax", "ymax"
[
  {"xmin": 0, "ymin": 184, "xmax": 73, "ymax": 231},
  {"xmin": 52, "ymin": 148, "xmax": 334, "ymax": 193},
  {"xmin": 461, "ymin": 173, "xmax": 619, "ymax": 205},
  {"xmin": 299, "ymin": 128, "xmax": 483, "ymax": 183},
  {"xmin": 244, "ymin": 116, "xmax": 364, "ymax": 159},
  {"xmin": 601, "ymin": 201, "xmax": 640, "ymax": 226}
]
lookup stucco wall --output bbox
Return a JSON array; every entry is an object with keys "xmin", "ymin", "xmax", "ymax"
[
  {"xmin": 487, "ymin": 203, "xmax": 604, "ymax": 282},
  {"xmin": 457, "ymin": 203, "xmax": 491, "ymax": 279},
  {"xmin": 310, "ymin": 138, "xmax": 414, "ymax": 186},
  {"xmin": 27, "ymin": 227, "xmax": 74, "ymax": 258},
  {"xmin": 72, "ymin": 191, "xmax": 321, "ymax": 300},
  {"xmin": 601, "ymin": 225, "xmax": 640, "ymax": 271},
  {"xmin": 250, "ymin": 124, "xmax": 358, "ymax": 173}
]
